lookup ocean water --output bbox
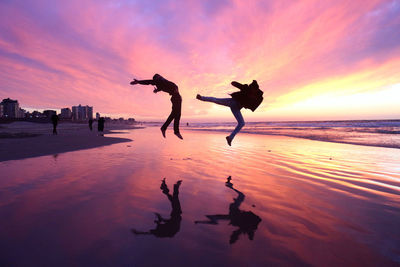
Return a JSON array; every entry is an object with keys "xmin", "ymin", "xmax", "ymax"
[
  {"xmin": 0, "ymin": 128, "xmax": 399, "ymax": 266},
  {"xmin": 184, "ymin": 120, "xmax": 400, "ymax": 149}
]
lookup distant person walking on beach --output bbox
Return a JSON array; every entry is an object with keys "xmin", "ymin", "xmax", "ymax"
[
  {"xmin": 51, "ymin": 114, "xmax": 59, "ymax": 135},
  {"xmin": 130, "ymin": 74, "xmax": 183, "ymax": 139},
  {"xmin": 196, "ymin": 80, "xmax": 263, "ymax": 146},
  {"xmin": 88, "ymin": 119, "xmax": 93, "ymax": 131},
  {"xmin": 97, "ymin": 117, "xmax": 105, "ymax": 136}
]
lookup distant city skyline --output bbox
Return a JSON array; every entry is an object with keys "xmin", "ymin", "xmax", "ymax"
[{"xmin": 0, "ymin": 97, "xmax": 96, "ymax": 120}]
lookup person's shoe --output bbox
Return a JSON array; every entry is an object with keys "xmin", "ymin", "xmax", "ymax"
[
  {"xmin": 175, "ymin": 132, "xmax": 183, "ymax": 139},
  {"xmin": 226, "ymin": 136, "xmax": 232, "ymax": 146},
  {"xmin": 196, "ymin": 94, "xmax": 202, "ymax": 100},
  {"xmin": 160, "ymin": 127, "xmax": 166, "ymax": 138}
]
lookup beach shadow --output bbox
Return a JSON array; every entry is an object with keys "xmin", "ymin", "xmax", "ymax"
[
  {"xmin": 195, "ymin": 176, "xmax": 262, "ymax": 244},
  {"xmin": 132, "ymin": 178, "xmax": 182, "ymax": 238}
]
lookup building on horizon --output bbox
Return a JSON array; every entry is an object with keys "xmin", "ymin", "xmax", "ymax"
[
  {"xmin": 43, "ymin": 110, "xmax": 57, "ymax": 118},
  {"xmin": 18, "ymin": 108, "xmax": 26, "ymax": 118},
  {"xmin": 1, "ymin": 98, "xmax": 21, "ymax": 118},
  {"xmin": 60, "ymin": 108, "xmax": 72, "ymax": 119},
  {"xmin": 31, "ymin": 111, "xmax": 45, "ymax": 118},
  {"xmin": 96, "ymin": 112, "xmax": 100, "ymax": 120},
  {"xmin": 0, "ymin": 103, "xmax": 3, "ymax": 117},
  {"xmin": 72, "ymin": 104, "xmax": 93, "ymax": 121}
]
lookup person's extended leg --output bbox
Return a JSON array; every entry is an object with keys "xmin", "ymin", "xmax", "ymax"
[
  {"xmin": 226, "ymin": 101, "xmax": 244, "ymax": 146},
  {"xmin": 197, "ymin": 95, "xmax": 233, "ymax": 107},
  {"xmin": 161, "ymin": 111, "xmax": 174, "ymax": 138},
  {"xmin": 197, "ymin": 95, "xmax": 244, "ymax": 145},
  {"xmin": 172, "ymin": 95, "xmax": 183, "ymax": 139},
  {"xmin": 161, "ymin": 96, "xmax": 176, "ymax": 138},
  {"xmin": 171, "ymin": 180, "xmax": 182, "ymax": 216}
]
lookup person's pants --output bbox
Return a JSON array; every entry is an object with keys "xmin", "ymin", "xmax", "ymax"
[
  {"xmin": 200, "ymin": 97, "xmax": 244, "ymax": 140},
  {"xmin": 162, "ymin": 94, "xmax": 182, "ymax": 134},
  {"xmin": 53, "ymin": 124, "xmax": 57, "ymax": 135}
]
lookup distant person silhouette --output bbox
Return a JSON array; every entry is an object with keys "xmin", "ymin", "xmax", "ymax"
[
  {"xmin": 97, "ymin": 117, "xmax": 105, "ymax": 136},
  {"xmin": 195, "ymin": 176, "xmax": 262, "ymax": 244},
  {"xmin": 130, "ymin": 74, "xmax": 183, "ymax": 139},
  {"xmin": 51, "ymin": 114, "xmax": 59, "ymax": 135},
  {"xmin": 132, "ymin": 178, "xmax": 182, "ymax": 238},
  {"xmin": 197, "ymin": 80, "xmax": 263, "ymax": 146},
  {"xmin": 88, "ymin": 119, "xmax": 93, "ymax": 131}
]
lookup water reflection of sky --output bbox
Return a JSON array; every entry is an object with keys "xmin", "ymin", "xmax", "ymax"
[{"xmin": 0, "ymin": 128, "xmax": 399, "ymax": 266}]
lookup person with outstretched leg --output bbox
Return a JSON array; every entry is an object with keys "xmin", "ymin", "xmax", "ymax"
[{"xmin": 196, "ymin": 80, "xmax": 263, "ymax": 146}]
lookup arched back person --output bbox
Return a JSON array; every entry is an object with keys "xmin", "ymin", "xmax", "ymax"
[{"xmin": 130, "ymin": 74, "xmax": 183, "ymax": 139}]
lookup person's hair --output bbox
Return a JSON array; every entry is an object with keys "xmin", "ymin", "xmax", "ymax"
[{"xmin": 153, "ymin": 73, "xmax": 162, "ymax": 80}]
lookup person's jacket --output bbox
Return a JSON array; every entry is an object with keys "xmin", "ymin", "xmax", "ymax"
[
  {"xmin": 230, "ymin": 80, "xmax": 263, "ymax": 112},
  {"xmin": 139, "ymin": 77, "xmax": 179, "ymax": 96}
]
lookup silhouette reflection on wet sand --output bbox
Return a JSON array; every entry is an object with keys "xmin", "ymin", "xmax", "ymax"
[
  {"xmin": 195, "ymin": 176, "xmax": 262, "ymax": 244},
  {"xmin": 132, "ymin": 178, "xmax": 182, "ymax": 238}
]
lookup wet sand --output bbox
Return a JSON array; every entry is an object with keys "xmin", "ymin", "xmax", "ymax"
[
  {"xmin": 0, "ymin": 121, "xmax": 136, "ymax": 162},
  {"xmin": 0, "ymin": 127, "xmax": 399, "ymax": 266}
]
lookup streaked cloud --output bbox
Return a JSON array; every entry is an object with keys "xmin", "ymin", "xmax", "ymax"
[{"xmin": 0, "ymin": 0, "xmax": 399, "ymax": 120}]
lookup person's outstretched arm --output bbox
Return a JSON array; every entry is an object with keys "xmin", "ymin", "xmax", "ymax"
[
  {"xmin": 231, "ymin": 81, "xmax": 247, "ymax": 91},
  {"xmin": 130, "ymin": 79, "xmax": 155, "ymax": 86},
  {"xmin": 130, "ymin": 79, "xmax": 161, "ymax": 93}
]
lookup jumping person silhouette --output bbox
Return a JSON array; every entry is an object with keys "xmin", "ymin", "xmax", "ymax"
[
  {"xmin": 132, "ymin": 178, "xmax": 182, "ymax": 238},
  {"xmin": 196, "ymin": 80, "xmax": 263, "ymax": 146},
  {"xmin": 195, "ymin": 176, "xmax": 262, "ymax": 244},
  {"xmin": 130, "ymin": 74, "xmax": 183, "ymax": 139}
]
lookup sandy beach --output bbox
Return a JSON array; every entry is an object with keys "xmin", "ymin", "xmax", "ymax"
[
  {"xmin": 0, "ymin": 121, "xmax": 137, "ymax": 162},
  {"xmin": 0, "ymin": 126, "xmax": 399, "ymax": 266}
]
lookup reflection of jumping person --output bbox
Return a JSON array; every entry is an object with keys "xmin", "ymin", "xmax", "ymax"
[
  {"xmin": 51, "ymin": 114, "xmax": 59, "ymax": 135},
  {"xmin": 132, "ymin": 178, "xmax": 182, "ymax": 238},
  {"xmin": 130, "ymin": 74, "xmax": 183, "ymax": 139},
  {"xmin": 195, "ymin": 176, "xmax": 262, "ymax": 244},
  {"xmin": 88, "ymin": 119, "xmax": 93, "ymax": 131},
  {"xmin": 197, "ymin": 80, "xmax": 263, "ymax": 146}
]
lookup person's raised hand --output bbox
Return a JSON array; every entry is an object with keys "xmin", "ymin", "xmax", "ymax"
[{"xmin": 130, "ymin": 79, "xmax": 139, "ymax": 85}]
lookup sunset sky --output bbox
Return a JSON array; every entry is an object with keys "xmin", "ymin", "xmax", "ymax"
[{"xmin": 0, "ymin": 0, "xmax": 399, "ymax": 121}]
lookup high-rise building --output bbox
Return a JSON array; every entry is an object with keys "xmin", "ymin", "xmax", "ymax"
[
  {"xmin": 96, "ymin": 112, "xmax": 100, "ymax": 120},
  {"xmin": 87, "ymin": 106, "xmax": 93, "ymax": 120},
  {"xmin": 1, "ymin": 98, "xmax": 20, "ymax": 118},
  {"xmin": 72, "ymin": 104, "xmax": 93, "ymax": 121},
  {"xmin": 0, "ymin": 103, "xmax": 3, "ymax": 117},
  {"xmin": 18, "ymin": 108, "xmax": 26, "ymax": 118},
  {"xmin": 60, "ymin": 108, "xmax": 72, "ymax": 119}
]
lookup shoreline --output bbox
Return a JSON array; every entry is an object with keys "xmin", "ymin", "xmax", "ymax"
[
  {"xmin": 0, "ymin": 121, "xmax": 140, "ymax": 162},
  {"xmin": 185, "ymin": 128, "xmax": 400, "ymax": 150}
]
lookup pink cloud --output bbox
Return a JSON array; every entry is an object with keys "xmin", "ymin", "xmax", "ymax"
[{"xmin": 0, "ymin": 0, "xmax": 399, "ymax": 120}]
